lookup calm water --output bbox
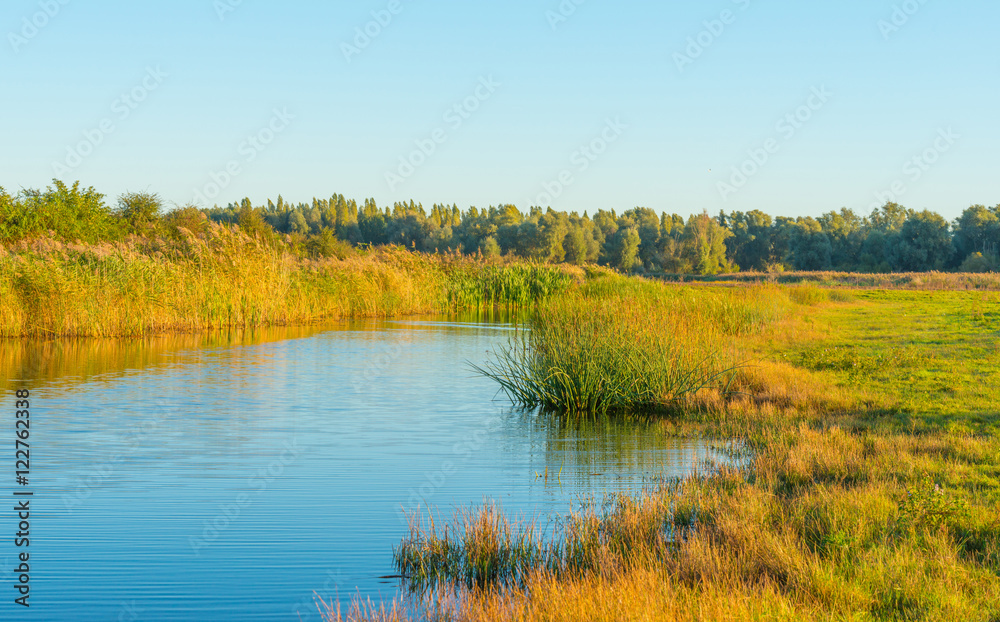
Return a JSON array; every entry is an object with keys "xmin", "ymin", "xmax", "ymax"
[{"xmin": 2, "ymin": 317, "xmax": 716, "ymax": 621}]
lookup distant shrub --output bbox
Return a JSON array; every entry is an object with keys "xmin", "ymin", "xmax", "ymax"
[
  {"xmin": 162, "ymin": 206, "xmax": 209, "ymax": 239},
  {"xmin": 479, "ymin": 236, "xmax": 501, "ymax": 259},
  {"xmin": 117, "ymin": 191, "xmax": 163, "ymax": 234},
  {"xmin": 306, "ymin": 229, "xmax": 355, "ymax": 260},
  {"xmin": 959, "ymin": 252, "xmax": 999, "ymax": 273}
]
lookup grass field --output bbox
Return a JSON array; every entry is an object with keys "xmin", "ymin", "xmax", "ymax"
[
  {"xmin": 656, "ymin": 270, "xmax": 1000, "ymax": 291},
  {"xmin": 367, "ymin": 278, "xmax": 1000, "ymax": 622}
]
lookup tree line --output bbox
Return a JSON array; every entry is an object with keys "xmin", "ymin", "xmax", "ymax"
[{"xmin": 2, "ymin": 180, "xmax": 998, "ymax": 274}]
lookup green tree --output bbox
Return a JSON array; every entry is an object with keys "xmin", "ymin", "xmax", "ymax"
[
  {"xmin": 606, "ymin": 225, "xmax": 641, "ymax": 272},
  {"xmin": 818, "ymin": 208, "xmax": 863, "ymax": 270},
  {"xmin": 287, "ymin": 208, "xmax": 310, "ymax": 234},
  {"xmin": 563, "ymin": 224, "xmax": 588, "ymax": 265},
  {"xmin": 10, "ymin": 180, "xmax": 122, "ymax": 242},
  {"xmin": 358, "ymin": 198, "xmax": 387, "ymax": 245},
  {"xmin": 788, "ymin": 217, "xmax": 833, "ymax": 271},
  {"xmin": 726, "ymin": 210, "xmax": 774, "ymax": 271},
  {"xmin": 679, "ymin": 212, "xmax": 733, "ymax": 275},
  {"xmin": 622, "ymin": 207, "xmax": 661, "ymax": 269},
  {"xmin": 117, "ymin": 191, "xmax": 163, "ymax": 234},
  {"xmin": 479, "ymin": 236, "xmax": 501, "ymax": 259},
  {"xmin": 952, "ymin": 205, "xmax": 999, "ymax": 264},
  {"xmin": 887, "ymin": 210, "xmax": 952, "ymax": 271}
]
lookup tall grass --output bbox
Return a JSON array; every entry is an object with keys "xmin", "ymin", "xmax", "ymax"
[
  {"xmin": 474, "ymin": 281, "xmax": 788, "ymax": 417},
  {"xmin": 395, "ymin": 504, "xmax": 547, "ymax": 588},
  {"xmin": 0, "ymin": 225, "xmax": 576, "ymax": 338},
  {"xmin": 446, "ymin": 263, "xmax": 577, "ymax": 310},
  {"xmin": 393, "ymin": 487, "xmax": 679, "ymax": 592}
]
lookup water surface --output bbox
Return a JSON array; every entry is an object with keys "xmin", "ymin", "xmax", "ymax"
[{"xmin": 1, "ymin": 317, "xmax": 715, "ymax": 621}]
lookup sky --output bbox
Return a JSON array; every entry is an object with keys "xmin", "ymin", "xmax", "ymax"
[{"xmin": 1, "ymin": 0, "xmax": 998, "ymax": 220}]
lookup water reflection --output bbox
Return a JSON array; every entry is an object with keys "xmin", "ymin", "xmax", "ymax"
[{"xmin": 0, "ymin": 316, "xmax": 716, "ymax": 621}]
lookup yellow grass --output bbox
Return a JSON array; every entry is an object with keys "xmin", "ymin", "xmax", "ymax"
[{"xmin": 0, "ymin": 224, "xmax": 577, "ymax": 338}]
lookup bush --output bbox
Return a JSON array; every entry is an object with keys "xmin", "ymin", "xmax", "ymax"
[
  {"xmin": 117, "ymin": 191, "xmax": 163, "ymax": 234},
  {"xmin": 162, "ymin": 206, "xmax": 209, "ymax": 239},
  {"xmin": 959, "ymin": 252, "xmax": 999, "ymax": 273},
  {"xmin": 306, "ymin": 229, "xmax": 355, "ymax": 259},
  {"xmin": 0, "ymin": 180, "xmax": 122, "ymax": 243}
]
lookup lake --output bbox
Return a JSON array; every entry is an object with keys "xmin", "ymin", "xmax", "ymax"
[{"xmin": 1, "ymin": 316, "xmax": 716, "ymax": 621}]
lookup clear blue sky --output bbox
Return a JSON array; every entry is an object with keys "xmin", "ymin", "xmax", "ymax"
[{"xmin": 2, "ymin": 0, "xmax": 997, "ymax": 220}]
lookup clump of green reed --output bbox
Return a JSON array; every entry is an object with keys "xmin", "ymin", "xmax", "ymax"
[
  {"xmin": 687, "ymin": 285, "xmax": 789, "ymax": 336},
  {"xmin": 446, "ymin": 263, "xmax": 576, "ymax": 310},
  {"xmin": 473, "ymin": 285, "xmax": 785, "ymax": 417},
  {"xmin": 395, "ymin": 504, "xmax": 547, "ymax": 588},
  {"xmin": 393, "ymin": 484, "xmax": 686, "ymax": 593}
]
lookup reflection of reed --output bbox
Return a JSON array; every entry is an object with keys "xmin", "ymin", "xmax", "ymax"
[
  {"xmin": 0, "ymin": 325, "xmax": 329, "ymax": 390},
  {"xmin": 513, "ymin": 412, "xmax": 715, "ymax": 488}
]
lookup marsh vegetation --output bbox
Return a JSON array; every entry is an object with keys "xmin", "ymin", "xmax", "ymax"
[{"xmin": 370, "ymin": 279, "xmax": 1000, "ymax": 622}]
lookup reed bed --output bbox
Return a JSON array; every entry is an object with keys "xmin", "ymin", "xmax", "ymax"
[
  {"xmin": 473, "ymin": 280, "xmax": 790, "ymax": 417},
  {"xmin": 395, "ymin": 504, "xmax": 547, "ymax": 588},
  {"xmin": 393, "ymin": 484, "xmax": 682, "ymax": 591},
  {"xmin": 0, "ymin": 225, "xmax": 576, "ymax": 338}
]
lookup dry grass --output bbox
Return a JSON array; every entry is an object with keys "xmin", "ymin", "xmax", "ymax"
[
  {"xmin": 0, "ymin": 225, "xmax": 577, "ymax": 337},
  {"xmin": 662, "ymin": 270, "xmax": 1000, "ymax": 291}
]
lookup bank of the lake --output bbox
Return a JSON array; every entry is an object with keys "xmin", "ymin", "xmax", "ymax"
[
  {"xmin": 0, "ymin": 225, "xmax": 577, "ymax": 338},
  {"xmin": 367, "ymin": 282, "xmax": 1000, "ymax": 622}
]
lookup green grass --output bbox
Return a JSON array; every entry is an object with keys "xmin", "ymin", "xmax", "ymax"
[{"xmin": 473, "ymin": 279, "xmax": 792, "ymax": 417}]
